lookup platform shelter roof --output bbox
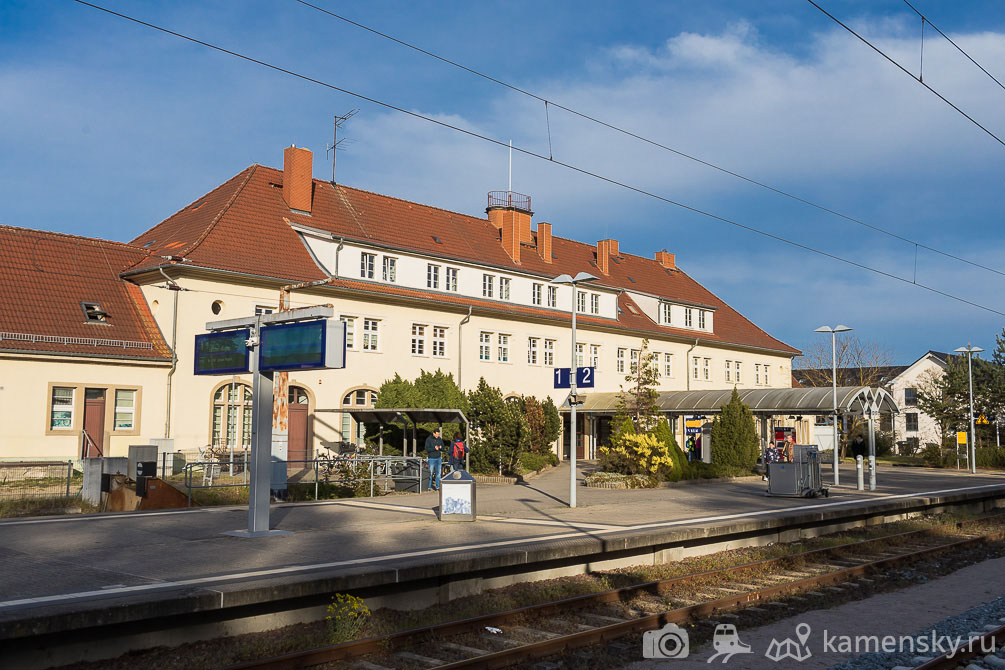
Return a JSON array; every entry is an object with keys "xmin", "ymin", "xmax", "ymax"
[{"xmin": 345, "ymin": 408, "xmax": 468, "ymax": 426}]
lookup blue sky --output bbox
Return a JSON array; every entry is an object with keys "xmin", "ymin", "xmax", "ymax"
[{"xmin": 3, "ymin": 0, "xmax": 1005, "ymax": 364}]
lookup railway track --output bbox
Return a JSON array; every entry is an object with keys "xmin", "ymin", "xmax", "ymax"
[
  {"xmin": 909, "ymin": 622, "xmax": 1005, "ymax": 670},
  {"xmin": 222, "ymin": 514, "xmax": 1005, "ymax": 670}
]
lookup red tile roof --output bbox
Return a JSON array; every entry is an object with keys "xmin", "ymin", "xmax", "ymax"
[
  {"xmin": 0, "ymin": 226, "xmax": 171, "ymax": 360},
  {"xmin": 127, "ymin": 165, "xmax": 798, "ymax": 355}
]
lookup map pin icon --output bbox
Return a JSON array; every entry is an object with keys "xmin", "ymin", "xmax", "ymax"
[{"xmin": 796, "ymin": 623, "xmax": 812, "ymax": 646}]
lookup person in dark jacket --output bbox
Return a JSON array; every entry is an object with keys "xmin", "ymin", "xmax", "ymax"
[
  {"xmin": 448, "ymin": 432, "xmax": 467, "ymax": 471},
  {"xmin": 424, "ymin": 428, "xmax": 444, "ymax": 490},
  {"xmin": 851, "ymin": 434, "xmax": 868, "ymax": 460}
]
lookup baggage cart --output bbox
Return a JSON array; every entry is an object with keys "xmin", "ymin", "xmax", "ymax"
[{"xmin": 766, "ymin": 445, "xmax": 828, "ymax": 498}]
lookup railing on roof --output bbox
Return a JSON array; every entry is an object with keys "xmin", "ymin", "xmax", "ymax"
[
  {"xmin": 487, "ymin": 191, "xmax": 531, "ymax": 211},
  {"xmin": 0, "ymin": 331, "xmax": 154, "ymax": 350}
]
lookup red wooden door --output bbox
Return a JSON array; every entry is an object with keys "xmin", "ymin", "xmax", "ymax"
[
  {"xmin": 288, "ymin": 403, "xmax": 308, "ymax": 465},
  {"xmin": 83, "ymin": 389, "xmax": 105, "ymax": 457}
]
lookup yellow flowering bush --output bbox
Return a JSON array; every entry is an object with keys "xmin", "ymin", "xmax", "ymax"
[
  {"xmin": 326, "ymin": 593, "xmax": 370, "ymax": 644},
  {"xmin": 599, "ymin": 432, "xmax": 675, "ymax": 482}
]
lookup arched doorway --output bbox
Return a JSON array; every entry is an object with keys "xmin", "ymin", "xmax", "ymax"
[
  {"xmin": 288, "ymin": 385, "xmax": 311, "ymax": 465},
  {"xmin": 341, "ymin": 387, "xmax": 378, "ymax": 452},
  {"xmin": 210, "ymin": 381, "xmax": 252, "ymax": 463}
]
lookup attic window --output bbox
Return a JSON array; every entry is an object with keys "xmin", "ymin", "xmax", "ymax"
[
  {"xmin": 431, "ymin": 235, "xmax": 443, "ymax": 245},
  {"xmin": 191, "ymin": 201, "xmax": 207, "ymax": 211},
  {"xmin": 627, "ymin": 276, "xmax": 636, "ymax": 283},
  {"xmin": 589, "ymin": 260, "xmax": 597, "ymax": 267},
  {"xmin": 81, "ymin": 302, "xmax": 109, "ymax": 323},
  {"xmin": 626, "ymin": 304, "xmax": 640, "ymax": 315},
  {"xmin": 143, "ymin": 240, "xmax": 155, "ymax": 248},
  {"xmin": 611, "ymin": 257, "xmax": 622, "ymax": 264}
]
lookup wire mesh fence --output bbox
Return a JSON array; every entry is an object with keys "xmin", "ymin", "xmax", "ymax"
[{"xmin": 0, "ymin": 460, "xmax": 80, "ymax": 501}]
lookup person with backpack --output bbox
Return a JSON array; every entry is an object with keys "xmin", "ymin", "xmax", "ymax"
[
  {"xmin": 424, "ymin": 428, "xmax": 444, "ymax": 490},
  {"xmin": 449, "ymin": 432, "xmax": 467, "ymax": 472}
]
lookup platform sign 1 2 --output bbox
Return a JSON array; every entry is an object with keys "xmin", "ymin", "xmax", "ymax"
[{"xmin": 553, "ymin": 367, "xmax": 595, "ymax": 389}]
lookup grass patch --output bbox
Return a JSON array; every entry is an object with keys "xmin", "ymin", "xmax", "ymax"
[{"xmin": 0, "ymin": 496, "xmax": 98, "ymax": 518}]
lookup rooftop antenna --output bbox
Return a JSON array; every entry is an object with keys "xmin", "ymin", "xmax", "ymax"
[
  {"xmin": 326, "ymin": 109, "xmax": 359, "ymax": 185},
  {"xmin": 508, "ymin": 139, "xmax": 512, "ymax": 192}
]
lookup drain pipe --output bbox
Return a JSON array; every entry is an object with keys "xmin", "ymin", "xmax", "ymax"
[
  {"xmin": 333, "ymin": 237, "xmax": 344, "ymax": 278},
  {"xmin": 685, "ymin": 338, "xmax": 699, "ymax": 391},
  {"xmin": 458, "ymin": 306, "xmax": 472, "ymax": 389},
  {"xmin": 159, "ymin": 268, "xmax": 183, "ymax": 438}
]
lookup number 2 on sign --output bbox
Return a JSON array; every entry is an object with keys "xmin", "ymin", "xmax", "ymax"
[{"xmin": 580, "ymin": 368, "xmax": 591, "ymax": 385}]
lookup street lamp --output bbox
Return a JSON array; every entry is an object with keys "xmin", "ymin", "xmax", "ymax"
[
  {"xmin": 815, "ymin": 325, "xmax": 852, "ymax": 485},
  {"xmin": 552, "ymin": 271, "xmax": 598, "ymax": 508},
  {"xmin": 954, "ymin": 344, "xmax": 984, "ymax": 474}
]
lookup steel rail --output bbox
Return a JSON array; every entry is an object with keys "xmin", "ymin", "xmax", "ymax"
[
  {"xmin": 223, "ymin": 516, "xmax": 1005, "ymax": 670},
  {"xmin": 913, "ymin": 623, "xmax": 1005, "ymax": 670}
]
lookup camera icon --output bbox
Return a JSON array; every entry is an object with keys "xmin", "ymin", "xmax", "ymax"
[{"xmin": 642, "ymin": 622, "xmax": 690, "ymax": 659}]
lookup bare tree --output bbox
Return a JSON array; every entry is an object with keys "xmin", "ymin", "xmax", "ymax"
[{"xmin": 794, "ymin": 336, "xmax": 897, "ymax": 388}]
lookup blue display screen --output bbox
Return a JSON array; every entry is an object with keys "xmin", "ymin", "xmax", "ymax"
[
  {"xmin": 259, "ymin": 320, "xmax": 327, "ymax": 371},
  {"xmin": 194, "ymin": 329, "xmax": 250, "ymax": 375}
]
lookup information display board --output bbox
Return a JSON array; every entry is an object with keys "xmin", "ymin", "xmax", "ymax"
[
  {"xmin": 194, "ymin": 329, "xmax": 251, "ymax": 375},
  {"xmin": 259, "ymin": 319, "xmax": 346, "ymax": 372}
]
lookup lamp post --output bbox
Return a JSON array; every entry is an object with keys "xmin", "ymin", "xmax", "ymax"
[
  {"xmin": 551, "ymin": 272, "xmax": 598, "ymax": 508},
  {"xmin": 815, "ymin": 325, "xmax": 852, "ymax": 485},
  {"xmin": 954, "ymin": 344, "xmax": 983, "ymax": 474}
]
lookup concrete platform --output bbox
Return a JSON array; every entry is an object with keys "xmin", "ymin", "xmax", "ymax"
[{"xmin": 2, "ymin": 463, "xmax": 1004, "ymax": 667}]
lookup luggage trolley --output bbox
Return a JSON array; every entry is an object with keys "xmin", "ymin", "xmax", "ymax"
[{"xmin": 766, "ymin": 445, "xmax": 829, "ymax": 498}]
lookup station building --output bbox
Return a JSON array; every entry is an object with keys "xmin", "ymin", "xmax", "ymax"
[{"xmin": 0, "ymin": 146, "xmax": 803, "ymax": 461}]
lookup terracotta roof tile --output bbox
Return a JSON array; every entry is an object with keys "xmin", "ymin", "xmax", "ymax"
[
  {"xmin": 0, "ymin": 226, "xmax": 171, "ymax": 360},
  {"xmin": 127, "ymin": 165, "xmax": 798, "ymax": 355}
]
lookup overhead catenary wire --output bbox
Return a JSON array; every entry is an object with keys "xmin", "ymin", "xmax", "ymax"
[
  {"xmin": 71, "ymin": 0, "xmax": 1005, "ymax": 319},
  {"xmin": 290, "ymin": 0, "xmax": 1005, "ymax": 279}
]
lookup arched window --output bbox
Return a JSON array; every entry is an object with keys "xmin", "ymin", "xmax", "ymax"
[
  {"xmin": 289, "ymin": 385, "xmax": 309, "ymax": 405},
  {"xmin": 341, "ymin": 388, "xmax": 378, "ymax": 446},
  {"xmin": 211, "ymin": 382, "xmax": 252, "ymax": 450}
]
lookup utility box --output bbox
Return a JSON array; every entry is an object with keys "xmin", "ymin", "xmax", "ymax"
[
  {"xmin": 128, "ymin": 445, "xmax": 158, "ymax": 480},
  {"xmin": 438, "ymin": 469, "xmax": 476, "ymax": 522}
]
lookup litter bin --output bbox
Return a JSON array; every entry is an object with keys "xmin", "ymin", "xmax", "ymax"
[
  {"xmin": 766, "ymin": 445, "xmax": 828, "ymax": 498},
  {"xmin": 438, "ymin": 469, "xmax": 476, "ymax": 522}
]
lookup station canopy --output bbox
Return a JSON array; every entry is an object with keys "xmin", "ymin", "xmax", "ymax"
[
  {"xmin": 563, "ymin": 386, "xmax": 898, "ymax": 416},
  {"xmin": 345, "ymin": 408, "xmax": 468, "ymax": 426}
]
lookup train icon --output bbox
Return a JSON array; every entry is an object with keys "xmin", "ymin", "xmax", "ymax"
[{"xmin": 707, "ymin": 623, "xmax": 753, "ymax": 663}]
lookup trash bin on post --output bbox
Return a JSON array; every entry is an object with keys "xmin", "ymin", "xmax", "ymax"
[{"xmin": 438, "ymin": 469, "xmax": 476, "ymax": 522}]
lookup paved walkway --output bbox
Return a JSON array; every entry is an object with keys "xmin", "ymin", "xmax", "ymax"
[{"xmin": 1, "ymin": 463, "xmax": 1003, "ymax": 623}]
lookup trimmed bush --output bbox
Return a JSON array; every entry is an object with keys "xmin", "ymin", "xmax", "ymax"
[
  {"xmin": 598, "ymin": 432, "xmax": 676, "ymax": 482},
  {"xmin": 976, "ymin": 447, "xmax": 1005, "ymax": 468},
  {"xmin": 709, "ymin": 389, "xmax": 759, "ymax": 469},
  {"xmin": 519, "ymin": 451, "xmax": 557, "ymax": 473}
]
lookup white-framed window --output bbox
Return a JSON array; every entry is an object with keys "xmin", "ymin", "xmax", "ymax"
[
  {"xmin": 660, "ymin": 302, "xmax": 672, "ymax": 325},
  {"xmin": 479, "ymin": 332, "xmax": 492, "ymax": 361},
  {"xmin": 212, "ymin": 383, "xmax": 253, "ymax": 449},
  {"xmin": 114, "ymin": 389, "xmax": 136, "ymax": 430},
  {"xmin": 618, "ymin": 348, "xmax": 626, "ymax": 373},
  {"xmin": 528, "ymin": 337, "xmax": 539, "ymax": 365},
  {"xmin": 432, "ymin": 326, "xmax": 446, "ymax": 358},
  {"xmin": 735, "ymin": 361, "xmax": 742, "ymax": 384},
  {"xmin": 692, "ymin": 356, "xmax": 700, "ymax": 380},
  {"xmin": 547, "ymin": 286, "xmax": 558, "ymax": 308},
  {"xmin": 755, "ymin": 364, "xmax": 761, "ymax": 385},
  {"xmin": 446, "ymin": 267, "xmax": 458, "ymax": 292},
  {"xmin": 411, "ymin": 323, "xmax": 426, "ymax": 355},
  {"xmin": 382, "ymin": 256, "xmax": 397, "ymax": 283},
  {"xmin": 50, "ymin": 386, "xmax": 74, "ymax": 430},
  {"xmin": 255, "ymin": 305, "xmax": 275, "ymax": 316},
  {"xmin": 703, "ymin": 357, "xmax": 710, "ymax": 380},
  {"xmin": 361, "ymin": 253, "xmax": 375, "ymax": 279},
  {"xmin": 725, "ymin": 360, "xmax": 732, "ymax": 383},
  {"xmin": 341, "ymin": 316, "xmax": 356, "ymax": 349},
  {"xmin": 685, "ymin": 308, "xmax": 694, "ymax": 328},
  {"xmin": 664, "ymin": 353, "xmax": 673, "ymax": 378},
  {"xmin": 483, "ymin": 274, "xmax": 494, "ymax": 298},
  {"xmin": 543, "ymin": 339, "xmax": 555, "ymax": 366},
  {"xmin": 427, "ymin": 263, "xmax": 440, "ymax": 289},
  {"xmin": 532, "ymin": 283, "xmax": 542, "ymax": 306},
  {"xmin": 499, "ymin": 277, "xmax": 511, "ymax": 300},
  {"xmin": 363, "ymin": 318, "xmax": 379, "ymax": 351},
  {"xmin": 577, "ymin": 291, "xmax": 587, "ymax": 313},
  {"xmin": 497, "ymin": 334, "xmax": 509, "ymax": 362},
  {"xmin": 590, "ymin": 344, "xmax": 600, "ymax": 369},
  {"xmin": 590, "ymin": 293, "xmax": 600, "ymax": 314},
  {"xmin": 576, "ymin": 343, "xmax": 584, "ymax": 367},
  {"xmin": 765, "ymin": 366, "xmax": 770, "ymax": 386},
  {"xmin": 699, "ymin": 310, "xmax": 707, "ymax": 329},
  {"xmin": 630, "ymin": 348, "xmax": 640, "ymax": 374}
]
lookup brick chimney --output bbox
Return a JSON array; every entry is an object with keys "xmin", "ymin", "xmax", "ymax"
[
  {"xmin": 487, "ymin": 191, "xmax": 533, "ymax": 263},
  {"xmin": 283, "ymin": 145, "xmax": 313, "ymax": 213},
  {"xmin": 596, "ymin": 240, "xmax": 610, "ymax": 275},
  {"xmin": 537, "ymin": 222, "xmax": 552, "ymax": 263},
  {"xmin": 655, "ymin": 250, "xmax": 676, "ymax": 270},
  {"xmin": 603, "ymin": 238, "xmax": 619, "ymax": 257}
]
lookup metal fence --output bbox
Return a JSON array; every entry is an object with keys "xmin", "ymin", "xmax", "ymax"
[
  {"xmin": 180, "ymin": 455, "xmax": 445, "ymax": 506},
  {"xmin": 0, "ymin": 460, "xmax": 79, "ymax": 501}
]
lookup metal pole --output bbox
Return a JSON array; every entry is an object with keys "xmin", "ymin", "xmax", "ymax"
[
  {"xmin": 856, "ymin": 455, "xmax": 864, "ymax": 490},
  {"xmin": 867, "ymin": 404, "xmax": 877, "ymax": 491},
  {"xmin": 968, "ymin": 350, "xmax": 977, "ymax": 474},
  {"xmin": 570, "ymin": 283, "xmax": 578, "ymax": 508},
  {"xmin": 314, "ymin": 458, "xmax": 319, "ymax": 501},
  {"xmin": 66, "ymin": 460, "xmax": 72, "ymax": 496},
  {"xmin": 831, "ymin": 330, "xmax": 840, "ymax": 486},
  {"xmin": 247, "ymin": 317, "xmax": 276, "ymax": 534}
]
